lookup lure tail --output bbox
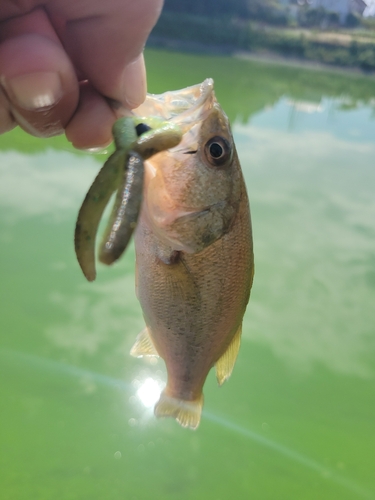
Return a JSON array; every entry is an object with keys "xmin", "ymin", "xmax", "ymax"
[{"xmin": 154, "ymin": 390, "xmax": 203, "ymax": 430}]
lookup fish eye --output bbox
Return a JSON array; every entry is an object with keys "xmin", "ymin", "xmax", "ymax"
[
  {"xmin": 209, "ymin": 142, "xmax": 223, "ymax": 158},
  {"xmin": 204, "ymin": 136, "xmax": 232, "ymax": 167}
]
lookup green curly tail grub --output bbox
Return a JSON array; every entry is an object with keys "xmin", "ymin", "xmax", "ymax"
[
  {"xmin": 74, "ymin": 117, "xmax": 182, "ymax": 281},
  {"xmin": 74, "ymin": 149, "xmax": 126, "ymax": 281},
  {"xmin": 98, "ymin": 151, "xmax": 144, "ymax": 266}
]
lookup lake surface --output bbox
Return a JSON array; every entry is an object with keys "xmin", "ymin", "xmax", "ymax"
[{"xmin": 0, "ymin": 48, "xmax": 374, "ymax": 500}]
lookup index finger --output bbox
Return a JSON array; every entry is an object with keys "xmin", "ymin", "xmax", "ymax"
[{"xmin": 47, "ymin": 0, "xmax": 164, "ymax": 108}]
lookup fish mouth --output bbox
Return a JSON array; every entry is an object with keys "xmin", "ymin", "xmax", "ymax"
[{"xmin": 134, "ymin": 79, "xmax": 215, "ymax": 133}]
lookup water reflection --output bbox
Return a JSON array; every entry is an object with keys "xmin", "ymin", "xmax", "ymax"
[
  {"xmin": 206, "ymin": 411, "xmax": 374, "ymax": 500},
  {"xmin": 46, "ymin": 276, "xmax": 143, "ymax": 356},
  {"xmin": 234, "ymin": 98, "xmax": 375, "ymax": 378},
  {"xmin": 286, "ymin": 99, "xmax": 324, "ymax": 114},
  {"xmin": 1, "ymin": 348, "xmax": 373, "ymax": 500},
  {"xmin": 0, "ymin": 150, "xmax": 99, "ymax": 222},
  {"xmin": 135, "ymin": 377, "xmax": 163, "ymax": 408},
  {"xmin": 128, "ymin": 363, "xmax": 166, "ymax": 427}
]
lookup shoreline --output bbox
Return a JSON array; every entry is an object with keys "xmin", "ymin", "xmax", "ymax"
[
  {"xmin": 147, "ymin": 36, "xmax": 375, "ymax": 79},
  {"xmin": 234, "ymin": 50, "xmax": 375, "ymax": 78}
]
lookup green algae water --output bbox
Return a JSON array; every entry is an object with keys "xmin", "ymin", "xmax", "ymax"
[{"xmin": 0, "ymin": 49, "xmax": 374, "ymax": 500}]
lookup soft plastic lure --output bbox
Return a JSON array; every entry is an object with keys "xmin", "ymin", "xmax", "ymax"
[{"xmin": 74, "ymin": 117, "xmax": 182, "ymax": 281}]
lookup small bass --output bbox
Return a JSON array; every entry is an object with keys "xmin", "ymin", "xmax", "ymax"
[
  {"xmin": 75, "ymin": 79, "xmax": 254, "ymax": 430},
  {"xmin": 131, "ymin": 79, "xmax": 254, "ymax": 429}
]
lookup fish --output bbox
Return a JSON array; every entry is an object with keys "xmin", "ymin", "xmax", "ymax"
[
  {"xmin": 74, "ymin": 79, "xmax": 254, "ymax": 429},
  {"xmin": 130, "ymin": 79, "xmax": 254, "ymax": 429}
]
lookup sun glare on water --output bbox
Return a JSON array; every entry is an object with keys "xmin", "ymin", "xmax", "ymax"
[{"xmin": 136, "ymin": 377, "xmax": 163, "ymax": 408}]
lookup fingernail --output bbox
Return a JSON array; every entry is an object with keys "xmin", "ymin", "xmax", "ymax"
[
  {"xmin": 121, "ymin": 54, "xmax": 146, "ymax": 109},
  {"xmin": 2, "ymin": 71, "xmax": 63, "ymax": 110},
  {"xmin": 80, "ymin": 143, "xmax": 112, "ymax": 153}
]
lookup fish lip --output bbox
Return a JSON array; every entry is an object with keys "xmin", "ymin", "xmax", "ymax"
[
  {"xmin": 134, "ymin": 78, "xmax": 215, "ymax": 132},
  {"xmin": 169, "ymin": 78, "xmax": 214, "ymax": 128}
]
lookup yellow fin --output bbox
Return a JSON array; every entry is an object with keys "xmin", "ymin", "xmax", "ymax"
[
  {"xmin": 154, "ymin": 391, "xmax": 203, "ymax": 430},
  {"xmin": 215, "ymin": 325, "xmax": 242, "ymax": 386},
  {"xmin": 130, "ymin": 327, "xmax": 159, "ymax": 357}
]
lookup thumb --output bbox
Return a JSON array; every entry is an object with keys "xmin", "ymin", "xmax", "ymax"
[{"xmin": 0, "ymin": 33, "xmax": 79, "ymax": 137}]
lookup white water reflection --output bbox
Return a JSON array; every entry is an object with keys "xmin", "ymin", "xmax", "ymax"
[
  {"xmin": 136, "ymin": 377, "xmax": 163, "ymax": 408},
  {"xmin": 234, "ymin": 105, "xmax": 375, "ymax": 378},
  {"xmin": 129, "ymin": 368, "xmax": 166, "ymax": 427},
  {"xmin": 0, "ymin": 149, "xmax": 100, "ymax": 222},
  {"xmin": 46, "ymin": 275, "xmax": 143, "ymax": 356},
  {"xmin": 286, "ymin": 99, "xmax": 324, "ymax": 114}
]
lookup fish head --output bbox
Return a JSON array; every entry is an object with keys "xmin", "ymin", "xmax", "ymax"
[{"xmin": 135, "ymin": 79, "xmax": 243, "ymax": 253}]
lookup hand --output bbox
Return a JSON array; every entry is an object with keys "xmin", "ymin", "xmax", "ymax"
[{"xmin": 0, "ymin": 0, "xmax": 163, "ymax": 149}]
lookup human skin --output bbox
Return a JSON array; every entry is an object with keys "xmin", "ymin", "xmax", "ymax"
[{"xmin": 0, "ymin": 0, "xmax": 164, "ymax": 148}]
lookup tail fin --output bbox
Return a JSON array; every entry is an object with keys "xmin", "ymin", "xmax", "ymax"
[{"xmin": 154, "ymin": 391, "xmax": 203, "ymax": 430}]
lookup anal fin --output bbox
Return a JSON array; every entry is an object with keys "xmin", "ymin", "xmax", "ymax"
[
  {"xmin": 215, "ymin": 325, "xmax": 242, "ymax": 386},
  {"xmin": 130, "ymin": 327, "xmax": 159, "ymax": 357},
  {"xmin": 154, "ymin": 390, "xmax": 203, "ymax": 430}
]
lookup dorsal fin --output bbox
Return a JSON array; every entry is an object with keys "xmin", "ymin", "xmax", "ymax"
[
  {"xmin": 215, "ymin": 325, "xmax": 242, "ymax": 386},
  {"xmin": 130, "ymin": 327, "xmax": 159, "ymax": 357}
]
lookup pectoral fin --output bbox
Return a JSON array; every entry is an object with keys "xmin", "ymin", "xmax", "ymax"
[
  {"xmin": 215, "ymin": 325, "xmax": 242, "ymax": 386},
  {"xmin": 130, "ymin": 327, "xmax": 159, "ymax": 357},
  {"xmin": 168, "ymin": 201, "xmax": 236, "ymax": 254}
]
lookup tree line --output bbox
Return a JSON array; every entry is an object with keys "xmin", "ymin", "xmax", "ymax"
[
  {"xmin": 163, "ymin": 0, "xmax": 362, "ymax": 28},
  {"xmin": 163, "ymin": 0, "xmax": 281, "ymax": 21}
]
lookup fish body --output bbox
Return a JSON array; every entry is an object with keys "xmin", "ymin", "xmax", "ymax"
[{"xmin": 132, "ymin": 79, "xmax": 254, "ymax": 429}]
